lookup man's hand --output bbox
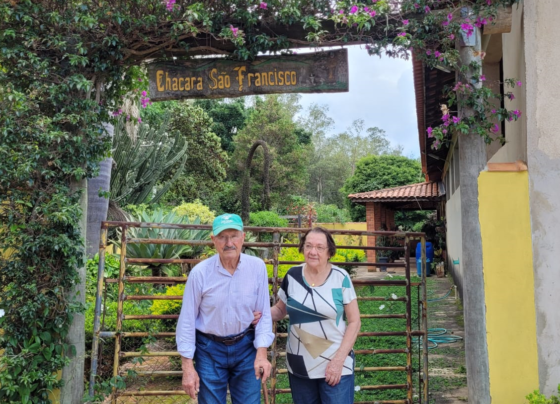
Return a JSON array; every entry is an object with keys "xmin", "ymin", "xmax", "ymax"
[
  {"xmin": 181, "ymin": 358, "xmax": 200, "ymax": 399},
  {"xmin": 254, "ymin": 347, "xmax": 272, "ymax": 383},
  {"xmin": 252, "ymin": 311, "xmax": 262, "ymax": 326}
]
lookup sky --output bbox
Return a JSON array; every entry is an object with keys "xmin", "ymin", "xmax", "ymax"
[{"xmin": 297, "ymin": 45, "xmax": 420, "ymax": 158}]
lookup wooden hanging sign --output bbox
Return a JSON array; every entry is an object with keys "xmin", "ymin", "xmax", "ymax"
[{"xmin": 148, "ymin": 49, "xmax": 348, "ymax": 100}]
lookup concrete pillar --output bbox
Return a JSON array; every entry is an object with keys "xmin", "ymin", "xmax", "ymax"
[{"xmin": 525, "ymin": 0, "xmax": 560, "ymax": 395}]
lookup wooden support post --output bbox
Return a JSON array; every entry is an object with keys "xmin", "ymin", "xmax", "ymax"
[{"xmin": 457, "ymin": 9, "xmax": 491, "ymax": 403}]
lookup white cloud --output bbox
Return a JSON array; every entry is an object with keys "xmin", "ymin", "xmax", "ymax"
[{"xmin": 299, "ymin": 45, "xmax": 419, "ymax": 158}]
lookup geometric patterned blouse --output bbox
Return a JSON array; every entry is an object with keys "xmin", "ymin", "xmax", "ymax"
[{"xmin": 278, "ymin": 264, "xmax": 357, "ymax": 379}]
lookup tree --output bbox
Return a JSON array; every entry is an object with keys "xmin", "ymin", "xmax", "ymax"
[
  {"xmin": 162, "ymin": 102, "xmax": 229, "ymax": 205},
  {"xmin": 231, "ymin": 95, "xmax": 310, "ymax": 210},
  {"xmin": 299, "ymin": 105, "xmax": 403, "ymax": 206},
  {"xmin": 341, "ymin": 155, "xmax": 424, "ymax": 221},
  {"xmin": 195, "ymin": 98, "xmax": 249, "ymax": 154}
]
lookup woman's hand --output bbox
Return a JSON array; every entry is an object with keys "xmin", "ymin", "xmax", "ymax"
[
  {"xmin": 252, "ymin": 311, "xmax": 262, "ymax": 326},
  {"xmin": 325, "ymin": 357, "xmax": 344, "ymax": 386}
]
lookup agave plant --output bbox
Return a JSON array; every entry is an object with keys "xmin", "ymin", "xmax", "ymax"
[{"xmin": 113, "ymin": 208, "xmax": 211, "ymax": 277}]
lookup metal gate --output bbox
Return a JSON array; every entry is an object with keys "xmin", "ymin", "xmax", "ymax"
[{"xmin": 89, "ymin": 222, "xmax": 429, "ymax": 403}]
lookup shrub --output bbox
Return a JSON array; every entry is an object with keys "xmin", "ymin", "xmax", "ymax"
[
  {"xmin": 315, "ymin": 204, "xmax": 351, "ymax": 224},
  {"xmin": 526, "ymin": 385, "xmax": 560, "ymax": 404},
  {"xmin": 249, "ymin": 211, "xmax": 288, "ymax": 228},
  {"xmin": 172, "ymin": 199, "xmax": 216, "ymax": 224},
  {"xmin": 86, "ymin": 253, "xmax": 121, "ymax": 302},
  {"xmin": 151, "ymin": 284, "xmax": 186, "ymax": 317}
]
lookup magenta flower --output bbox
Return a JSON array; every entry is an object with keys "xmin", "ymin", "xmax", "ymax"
[
  {"xmin": 370, "ymin": 10, "xmax": 376, "ymax": 17},
  {"xmin": 166, "ymin": 0, "xmax": 176, "ymax": 11},
  {"xmin": 449, "ymin": 34, "xmax": 455, "ymax": 40},
  {"xmin": 414, "ymin": 3, "xmax": 419, "ymax": 8},
  {"xmin": 350, "ymin": 5, "xmax": 358, "ymax": 14},
  {"xmin": 513, "ymin": 109, "xmax": 522, "ymax": 118},
  {"xmin": 487, "ymin": 0, "xmax": 492, "ymax": 4},
  {"xmin": 230, "ymin": 25, "xmax": 239, "ymax": 37},
  {"xmin": 517, "ymin": 81, "xmax": 523, "ymax": 87},
  {"xmin": 452, "ymin": 116, "xmax": 461, "ymax": 124},
  {"xmin": 364, "ymin": 6, "xmax": 369, "ymax": 12},
  {"xmin": 427, "ymin": 127, "xmax": 433, "ymax": 137},
  {"xmin": 491, "ymin": 109, "xmax": 496, "ymax": 114},
  {"xmin": 138, "ymin": 117, "xmax": 142, "ymax": 123},
  {"xmin": 480, "ymin": 75, "xmax": 486, "ymax": 81},
  {"xmin": 339, "ymin": 9, "xmax": 344, "ymax": 14},
  {"xmin": 432, "ymin": 139, "xmax": 441, "ymax": 149},
  {"xmin": 434, "ymin": 51, "xmax": 441, "ymax": 58},
  {"xmin": 447, "ymin": 13, "xmax": 453, "ymax": 21},
  {"xmin": 398, "ymin": 32, "xmax": 407, "ymax": 37},
  {"xmin": 259, "ymin": 2, "xmax": 267, "ymax": 9},
  {"xmin": 141, "ymin": 90, "xmax": 147, "ymax": 97},
  {"xmin": 507, "ymin": 93, "xmax": 515, "ymax": 101},
  {"xmin": 426, "ymin": 49, "xmax": 432, "ymax": 55},
  {"xmin": 138, "ymin": 78, "xmax": 142, "ymax": 82},
  {"xmin": 442, "ymin": 114, "xmax": 450, "ymax": 122},
  {"xmin": 442, "ymin": 129, "xmax": 448, "ymax": 134},
  {"xmin": 475, "ymin": 17, "xmax": 488, "ymax": 28},
  {"xmin": 403, "ymin": 19, "xmax": 409, "ymax": 25},
  {"xmin": 424, "ymin": 5, "xmax": 431, "ymax": 13},
  {"xmin": 461, "ymin": 23, "xmax": 474, "ymax": 37},
  {"xmin": 442, "ymin": 20, "xmax": 449, "ymax": 27},
  {"xmin": 492, "ymin": 124, "xmax": 499, "ymax": 133}
]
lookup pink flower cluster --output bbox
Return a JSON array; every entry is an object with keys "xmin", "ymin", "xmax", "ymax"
[
  {"xmin": 259, "ymin": 2, "xmax": 267, "ymax": 9},
  {"xmin": 461, "ymin": 21, "xmax": 474, "ymax": 37},
  {"xmin": 112, "ymin": 109, "xmax": 123, "ymax": 117},
  {"xmin": 453, "ymin": 81, "xmax": 473, "ymax": 93},
  {"xmin": 475, "ymin": 16, "xmax": 488, "ymax": 28},
  {"xmin": 166, "ymin": 0, "xmax": 176, "ymax": 11},
  {"xmin": 141, "ymin": 91, "xmax": 151, "ymax": 108},
  {"xmin": 230, "ymin": 25, "xmax": 239, "ymax": 37}
]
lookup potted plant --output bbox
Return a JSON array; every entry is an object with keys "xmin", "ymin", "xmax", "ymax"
[{"xmin": 376, "ymin": 236, "xmax": 393, "ymax": 272}]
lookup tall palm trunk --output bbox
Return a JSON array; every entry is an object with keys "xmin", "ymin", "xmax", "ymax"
[{"xmin": 86, "ymin": 123, "xmax": 114, "ymax": 258}]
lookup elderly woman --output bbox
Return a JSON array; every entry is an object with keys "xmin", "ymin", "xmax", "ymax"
[{"xmin": 271, "ymin": 226, "xmax": 361, "ymax": 404}]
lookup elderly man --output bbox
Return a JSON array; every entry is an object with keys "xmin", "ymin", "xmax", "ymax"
[{"xmin": 176, "ymin": 213, "xmax": 274, "ymax": 404}]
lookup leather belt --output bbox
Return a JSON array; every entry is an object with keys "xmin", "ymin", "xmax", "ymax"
[{"xmin": 197, "ymin": 327, "xmax": 254, "ymax": 346}]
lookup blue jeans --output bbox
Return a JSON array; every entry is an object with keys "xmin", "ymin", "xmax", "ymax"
[
  {"xmin": 194, "ymin": 330, "xmax": 261, "ymax": 404},
  {"xmin": 288, "ymin": 372, "xmax": 355, "ymax": 404}
]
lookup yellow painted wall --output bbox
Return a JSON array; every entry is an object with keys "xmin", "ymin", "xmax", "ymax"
[
  {"xmin": 478, "ymin": 171, "xmax": 539, "ymax": 402},
  {"xmin": 318, "ymin": 222, "xmax": 367, "ymax": 246}
]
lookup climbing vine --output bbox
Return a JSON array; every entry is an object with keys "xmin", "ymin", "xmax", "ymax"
[{"xmin": 0, "ymin": 0, "xmax": 519, "ymax": 402}]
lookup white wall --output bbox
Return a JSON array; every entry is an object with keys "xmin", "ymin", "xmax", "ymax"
[
  {"xmin": 445, "ymin": 187, "xmax": 463, "ymax": 296},
  {"xmin": 525, "ymin": 0, "xmax": 560, "ymax": 395}
]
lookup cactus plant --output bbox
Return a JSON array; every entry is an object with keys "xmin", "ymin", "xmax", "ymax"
[{"xmin": 110, "ymin": 116, "xmax": 188, "ymax": 206}]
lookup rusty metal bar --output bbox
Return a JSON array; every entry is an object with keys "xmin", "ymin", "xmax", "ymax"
[
  {"xmin": 270, "ymin": 231, "xmax": 280, "ymax": 404},
  {"xmin": 125, "ymin": 295, "xmax": 182, "ymax": 301},
  {"xmin": 276, "ymin": 349, "xmax": 407, "ymax": 357},
  {"xmin": 360, "ymin": 314, "xmax": 407, "ymax": 319},
  {"xmin": 120, "ymin": 365, "xmax": 409, "ymax": 377},
  {"xmin": 358, "ymin": 296, "xmax": 407, "ymax": 302},
  {"xmin": 275, "ymin": 384, "xmax": 408, "ymax": 394},
  {"xmin": 421, "ymin": 236, "xmax": 429, "ymax": 403},
  {"xmin": 104, "ymin": 220, "xmax": 424, "ymax": 236},
  {"xmin": 112, "ymin": 225, "xmax": 128, "ymax": 404},
  {"xmin": 88, "ymin": 224, "xmax": 108, "ymax": 397},
  {"xmin": 405, "ymin": 236, "xmax": 413, "ymax": 404},
  {"xmin": 121, "ymin": 313, "xmax": 408, "ymax": 321},
  {"xmin": 100, "ymin": 330, "xmax": 426, "ymax": 339}
]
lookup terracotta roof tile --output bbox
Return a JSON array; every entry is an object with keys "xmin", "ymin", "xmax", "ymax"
[{"xmin": 348, "ymin": 182, "xmax": 442, "ymax": 202}]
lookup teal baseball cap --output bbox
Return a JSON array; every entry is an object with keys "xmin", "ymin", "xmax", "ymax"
[{"xmin": 212, "ymin": 213, "xmax": 243, "ymax": 235}]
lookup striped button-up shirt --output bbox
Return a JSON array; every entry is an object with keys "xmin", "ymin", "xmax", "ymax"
[{"xmin": 176, "ymin": 253, "xmax": 274, "ymax": 359}]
